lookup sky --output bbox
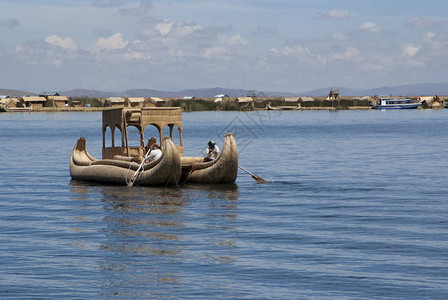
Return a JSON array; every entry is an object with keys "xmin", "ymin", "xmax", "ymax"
[{"xmin": 1, "ymin": 0, "xmax": 448, "ymax": 94}]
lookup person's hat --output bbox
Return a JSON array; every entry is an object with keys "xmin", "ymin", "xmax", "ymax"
[
  {"xmin": 152, "ymin": 143, "xmax": 159, "ymax": 148},
  {"xmin": 208, "ymin": 140, "xmax": 215, "ymax": 146}
]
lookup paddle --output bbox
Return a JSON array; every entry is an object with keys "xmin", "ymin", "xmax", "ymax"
[
  {"xmin": 238, "ymin": 165, "xmax": 267, "ymax": 184},
  {"xmin": 127, "ymin": 147, "xmax": 152, "ymax": 187}
]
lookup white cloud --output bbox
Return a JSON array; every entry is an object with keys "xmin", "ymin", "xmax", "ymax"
[
  {"xmin": 153, "ymin": 21, "xmax": 203, "ymax": 39},
  {"xmin": 93, "ymin": 0, "xmax": 126, "ymax": 8},
  {"xmin": 203, "ymin": 46, "xmax": 230, "ymax": 58},
  {"xmin": 255, "ymin": 26, "xmax": 278, "ymax": 35},
  {"xmin": 124, "ymin": 51, "xmax": 147, "ymax": 60},
  {"xmin": 406, "ymin": 17, "xmax": 436, "ymax": 29},
  {"xmin": 331, "ymin": 30, "xmax": 351, "ymax": 41},
  {"xmin": 425, "ymin": 32, "xmax": 436, "ymax": 40},
  {"xmin": 169, "ymin": 49, "xmax": 184, "ymax": 58},
  {"xmin": 270, "ymin": 45, "xmax": 326, "ymax": 65},
  {"xmin": 226, "ymin": 34, "xmax": 249, "ymax": 46},
  {"xmin": 360, "ymin": 22, "xmax": 385, "ymax": 34},
  {"xmin": 361, "ymin": 63, "xmax": 385, "ymax": 72},
  {"xmin": 92, "ymin": 33, "xmax": 128, "ymax": 52},
  {"xmin": 45, "ymin": 35, "xmax": 77, "ymax": 51},
  {"xmin": 172, "ymin": 24, "xmax": 202, "ymax": 39},
  {"xmin": 118, "ymin": 1, "xmax": 152, "ymax": 16},
  {"xmin": 155, "ymin": 21, "xmax": 174, "ymax": 36},
  {"xmin": 316, "ymin": 9, "xmax": 350, "ymax": 20},
  {"xmin": 328, "ymin": 9, "xmax": 350, "ymax": 19},
  {"xmin": 330, "ymin": 47, "xmax": 360, "ymax": 60},
  {"xmin": 402, "ymin": 43, "xmax": 420, "ymax": 57}
]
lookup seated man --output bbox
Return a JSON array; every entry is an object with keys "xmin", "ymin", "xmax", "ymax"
[
  {"xmin": 204, "ymin": 140, "xmax": 220, "ymax": 162},
  {"xmin": 145, "ymin": 137, "xmax": 157, "ymax": 153},
  {"xmin": 145, "ymin": 143, "xmax": 162, "ymax": 161}
]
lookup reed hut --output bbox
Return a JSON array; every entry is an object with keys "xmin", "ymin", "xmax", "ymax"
[
  {"xmin": 235, "ymin": 97, "xmax": 255, "ymax": 109},
  {"xmin": 285, "ymin": 97, "xmax": 300, "ymax": 103},
  {"xmin": 47, "ymin": 95, "xmax": 69, "ymax": 107},
  {"xmin": 22, "ymin": 96, "xmax": 46, "ymax": 108},
  {"xmin": 299, "ymin": 96, "xmax": 314, "ymax": 102},
  {"xmin": 71, "ymin": 99, "xmax": 81, "ymax": 107}
]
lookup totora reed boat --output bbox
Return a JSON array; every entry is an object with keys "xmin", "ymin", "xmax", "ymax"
[
  {"xmin": 70, "ymin": 136, "xmax": 181, "ymax": 185},
  {"xmin": 70, "ymin": 107, "xmax": 238, "ymax": 185},
  {"xmin": 70, "ymin": 107, "xmax": 182, "ymax": 186},
  {"xmin": 180, "ymin": 133, "xmax": 238, "ymax": 184}
]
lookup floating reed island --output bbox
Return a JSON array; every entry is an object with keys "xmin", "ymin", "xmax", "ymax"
[{"xmin": 1, "ymin": 93, "xmax": 447, "ymax": 112}]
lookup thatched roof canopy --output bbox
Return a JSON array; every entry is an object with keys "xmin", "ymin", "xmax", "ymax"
[
  {"xmin": 128, "ymin": 97, "xmax": 145, "ymax": 103},
  {"xmin": 149, "ymin": 97, "xmax": 165, "ymax": 103}
]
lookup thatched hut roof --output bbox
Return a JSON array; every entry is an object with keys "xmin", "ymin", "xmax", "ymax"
[
  {"xmin": 236, "ymin": 97, "xmax": 253, "ymax": 103},
  {"xmin": 47, "ymin": 96, "xmax": 68, "ymax": 101},
  {"xmin": 299, "ymin": 96, "xmax": 314, "ymax": 102},
  {"xmin": 22, "ymin": 96, "xmax": 46, "ymax": 103},
  {"xmin": 285, "ymin": 97, "xmax": 300, "ymax": 102},
  {"xmin": 107, "ymin": 97, "xmax": 125, "ymax": 104}
]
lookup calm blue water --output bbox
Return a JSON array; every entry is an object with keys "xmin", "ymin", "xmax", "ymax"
[{"xmin": 1, "ymin": 110, "xmax": 448, "ymax": 299}]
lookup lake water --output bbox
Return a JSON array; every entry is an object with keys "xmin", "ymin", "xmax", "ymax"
[{"xmin": 1, "ymin": 109, "xmax": 448, "ymax": 299}]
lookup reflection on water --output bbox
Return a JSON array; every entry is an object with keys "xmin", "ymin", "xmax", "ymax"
[
  {"xmin": 4, "ymin": 111, "xmax": 448, "ymax": 298},
  {"xmin": 69, "ymin": 180, "xmax": 240, "ymax": 297}
]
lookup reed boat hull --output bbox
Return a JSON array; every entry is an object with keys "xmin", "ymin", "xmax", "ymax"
[
  {"xmin": 70, "ymin": 136, "xmax": 181, "ymax": 186},
  {"xmin": 266, "ymin": 103, "xmax": 299, "ymax": 111},
  {"xmin": 181, "ymin": 133, "xmax": 238, "ymax": 184}
]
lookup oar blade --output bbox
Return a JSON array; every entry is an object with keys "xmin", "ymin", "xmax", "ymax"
[
  {"xmin": 256, "ymin": 177, "xmax": 267, "ymax": 184},
  {"xmin": 252, "ymin": 175, "xmax": 267, "ymax": 184},
  {"xmin": 239, "ymin": 165, "xmax": 267, "ymax": 184}
]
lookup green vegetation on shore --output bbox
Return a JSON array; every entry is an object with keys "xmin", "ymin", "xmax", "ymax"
[
  {"xmin": 165, "ymin": 98, "xmax": 371, "ymax": 111},
  {"xmin": 4, "ymin": 95, "xmax": 444, "ymax": 112}
]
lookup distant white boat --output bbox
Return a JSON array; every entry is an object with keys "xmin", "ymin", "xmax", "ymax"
[{"xmin": 372, "ymin": 97, "xmax": 421, "ymax": 109}]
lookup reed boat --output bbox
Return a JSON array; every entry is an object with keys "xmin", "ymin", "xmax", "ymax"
[
  {"xmin": 70, "ymin": 136, "xmax": 181, "ymax": 185},
  {"xmin": 180, "ymin": 133, "xmax": 238, "ymax": 184},
  {"xmin": 0, "ymin": 98, "xmax": 32, "ymax": 112},
  {"xmin": 70, "ymin": 106, "xmax": 239, "ymax": 185},
  {"xmin": 266, "ymin": 102, "xmax": 300, "ymax": 111},
  {"xmin": 70, "ymin": 107, "xmax": 183, "ymax": 186}
]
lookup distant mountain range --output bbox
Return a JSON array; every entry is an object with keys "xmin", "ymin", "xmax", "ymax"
[
  {"xmin": 2, "ymin": 82, "xmax": 448, "ymax": 98},
  {"xmin": 56, "ymin": 87, "xmax": 292, "ymax": 98}
]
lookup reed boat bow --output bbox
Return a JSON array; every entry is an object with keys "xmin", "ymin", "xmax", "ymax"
[{"xmin": 181, "ymin": 133, "xmax": 238, "ymax": 184}]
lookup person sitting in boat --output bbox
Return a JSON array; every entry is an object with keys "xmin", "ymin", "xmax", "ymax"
[
  {"xmin": 145, "ymin": 143, "xmax": 162, "ymax": 161},
  {"xmin": 204, "ymin": 140, "xmax": 220, "ymax": 162},
  {"xmin": 145, "ymin": 137, "xmax": 157, "ymax": 153}
]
